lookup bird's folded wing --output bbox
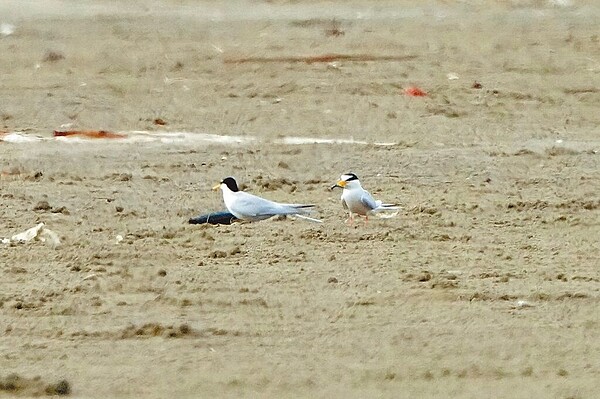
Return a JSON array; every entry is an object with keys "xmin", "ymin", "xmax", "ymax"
[
  {"xmin": 360, "ymin": 192, "xmax": 380, "ymax": 210},
  {"xmin": 235, "ymin": 192, "xmax": 299, "ymax": 217}
]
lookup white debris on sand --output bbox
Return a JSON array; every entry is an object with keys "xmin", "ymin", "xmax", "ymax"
[
  {"xmin": 1, "ymin": 131, "xmax": 399, "ymax": 146},
  {"xmin": 0, "ymin": 23, "xmax": 15, "ymax": 37},
  {"xmin": 2, "ymin": 223, "xmax": 61, "ymax": 248}
]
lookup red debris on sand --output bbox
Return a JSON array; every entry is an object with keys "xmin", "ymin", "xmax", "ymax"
[
  {"xmin": 472, "ymin": 81, "xmax": 483, "ymax": 89},
  {"xmin": 153, "ymin": 118, "xmax": 167, "ymax": 126},
  {"xmin": 53, "ymin": 130, "xmax": 126, "ymax": 139},
  {"xmin": 404, "ymin": 86, "xmax": 427, "ymax": 97},
  {"xmin": 224, "ymin": 53, "xmax": 417, "ymax": 64}
]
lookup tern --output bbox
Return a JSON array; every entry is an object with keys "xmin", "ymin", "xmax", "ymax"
[
  {"xmin": 213, "ymin": 177, "xmax": 322, "ymax": 223},
  {"xmin": 331, "ymin": 173, "xmax": 399, "ymax": 224}
]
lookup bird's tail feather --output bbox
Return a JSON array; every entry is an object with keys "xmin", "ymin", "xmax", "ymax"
[
  {"xmin": 281, "ymin": 204, "xmax": 318, "ymax": 216},
  {"xmin": 294, "ymin": 214, "xmax": 323, "ymax": 223},
  {"xmin": 286, "ymin": 204, "xmax": 316, "ymax": 209},
  {"xmin": 281, "ymin": 204, "xmax": 321, "ymax": 222},
  {"xmin": 373, "ymin": 204, "xmax": 400, "ymax": 211}
]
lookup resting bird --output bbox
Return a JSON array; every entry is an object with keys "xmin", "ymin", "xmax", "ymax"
[
  {"xmin": 331, "ymin": 173, "xmax": 399, "ymax": 224},
  {"xmin": 213, "ymin": 177, "xmax": 321, "ymax": 223}
]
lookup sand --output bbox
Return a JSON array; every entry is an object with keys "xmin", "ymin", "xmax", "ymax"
[{"xmin": 1, "ymin": 0, "xmax": 599, "ymax": 397}]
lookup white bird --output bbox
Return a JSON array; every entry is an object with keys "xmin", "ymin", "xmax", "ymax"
[
  {"xmin": 331, "ymin": 173, "xmax": 399, "ymax": 224},
  {"xmin": 213, "ymin": 177, "xmax": 321, "ymax": 223}
]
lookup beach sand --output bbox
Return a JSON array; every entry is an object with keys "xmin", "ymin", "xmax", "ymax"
[{"xmin": 1, "ymin": 1, "xmax": 599, "ymax": 397}]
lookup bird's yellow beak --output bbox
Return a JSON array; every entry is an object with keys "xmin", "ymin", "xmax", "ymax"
[
  {"xmin": 330, "ymin": 180, "xmax": 346, "ymax": 190},
  {"xmin": 212, "ymin": 183, "xmax": 221, "ymax": 191}
]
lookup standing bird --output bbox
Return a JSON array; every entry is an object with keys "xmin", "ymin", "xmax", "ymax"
[
  {"xmin": 331, "ymin": 173, "xmax": 399, "ymax": 224},
  {"xmin": 213, "ymin": 177, "xmax": 321, "ymax": 223}
]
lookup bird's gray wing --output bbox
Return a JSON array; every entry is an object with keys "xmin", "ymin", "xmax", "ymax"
[
  {"xmin": 234, "ymin": 192, "xmax": 297, "ymax": 217},
  {"xmin": 360, "ymin": 191, "xmax": 380, "ymax": 211},
  {"xmin": 361, "ymin": 191, "xmax": 399, "ymax": 212}
]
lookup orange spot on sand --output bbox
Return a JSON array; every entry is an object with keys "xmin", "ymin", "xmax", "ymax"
[
  {"xmin": 53, "ymin": 130, "xmax": 127, "ymax": 139},
  {"xmin": 404, "ymin": 86, "xmax": 427, "ymax": 97}
]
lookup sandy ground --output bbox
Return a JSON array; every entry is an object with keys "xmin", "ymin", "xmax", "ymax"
[{"xmin": 1, "ymin": 0, "xmax": 600, "ymax": 397}]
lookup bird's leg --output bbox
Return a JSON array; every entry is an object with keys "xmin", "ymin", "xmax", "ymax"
[
  {"xmin": 364, "ymin": 215, "xmax": 369, "ymax": 225},
  {"xmin": 345, "ymin": 212, "xmax": 354, "ymax": 225}
]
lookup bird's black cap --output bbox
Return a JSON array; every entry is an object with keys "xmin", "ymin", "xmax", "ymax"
[
  {"xmin": 342, "ymin": 173, "xmax": 359, "ymax": 181},
  {"xmin": 221, "ymin": 177, "xmax": 239, "ymax": 192}
]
